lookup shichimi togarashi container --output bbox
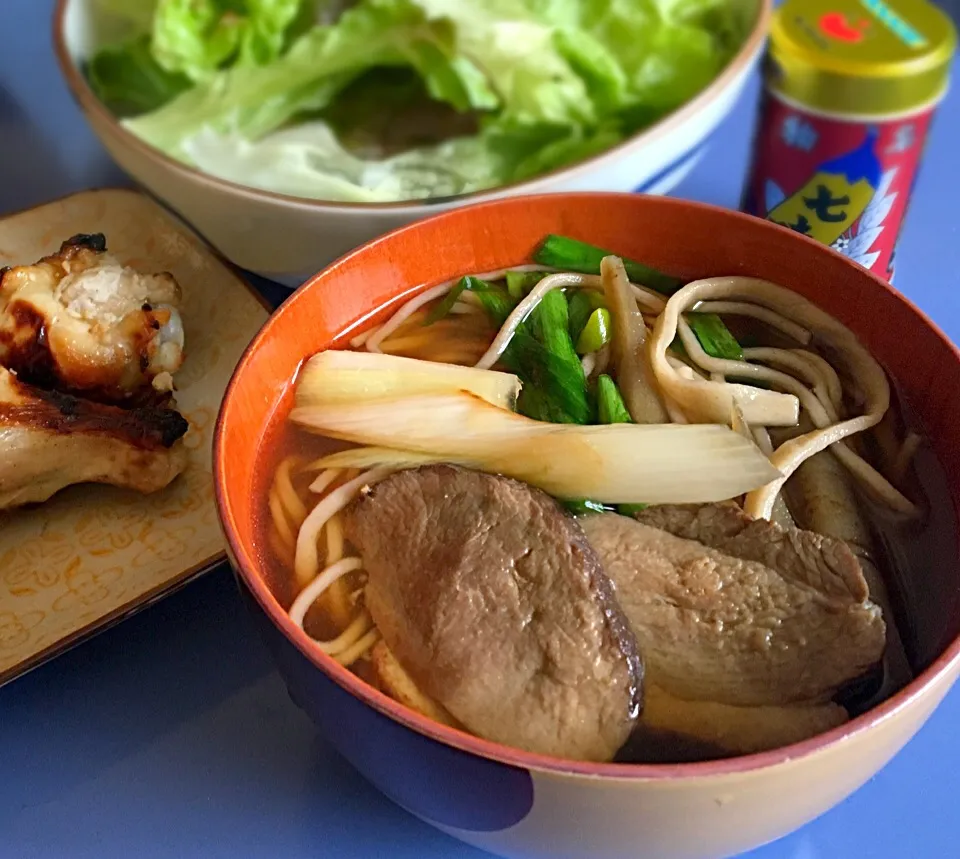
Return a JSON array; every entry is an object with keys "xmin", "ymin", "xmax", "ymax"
[{"xmin": 741, "ymin": 0, "xmax": 956, "ymax": 280}]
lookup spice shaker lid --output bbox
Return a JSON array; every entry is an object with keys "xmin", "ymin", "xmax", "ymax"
[{"xmin": 768, "ymin": 0, "xmax": 957, "ymax": 115}]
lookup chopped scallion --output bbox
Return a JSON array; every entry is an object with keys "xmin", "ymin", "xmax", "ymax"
[
  {"xmin": 505, "ymin": 270, "xmax": 546, "ymax": 299},
  {"xmin": 596, "ymin": 374, "xmax": 632, "ymax": 425},
  {"xmin": 687, "ymin": 312, "xmax": 744, "ymax": 361},
  {"xmin": 576, "ymin": 308, "xmax": 612, "ymax": 355},
  {"xmin": 534, "ymin": 234, "xmax": 682, "ymax": 295}
]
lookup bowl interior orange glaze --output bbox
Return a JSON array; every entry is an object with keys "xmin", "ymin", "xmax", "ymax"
[{"xmin": 216, "ymin": 192, "xmax": 960, "ymax": 778}]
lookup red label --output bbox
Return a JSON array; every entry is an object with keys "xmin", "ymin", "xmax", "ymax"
[
  {"xmin": 741, "ymin": 93, "xmax": 935, "ymax": 281},
  {"xmin": 819, "ymin": 12, "xmax": 871, "ymax": 43}
]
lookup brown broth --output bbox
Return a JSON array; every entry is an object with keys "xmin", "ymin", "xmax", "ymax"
[
  {"xmin": 251, "ymin": 287, "xmax": 960, "ymax": 762},
  {"xmin": 254, "ymin": 425, "xmax": 356, "ymax": 612}
]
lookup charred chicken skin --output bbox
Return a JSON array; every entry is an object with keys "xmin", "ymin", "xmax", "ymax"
[
  {"xmin": 0, "ymin": 367, "xmax": 187, "ymax": 508},
  {"xmin": 0, "ymin": 234, "xmax": 189, "ymax": 509},
  {"xmin": 0, "ymin": 233, "xmax": 185, "ymax": 406}
]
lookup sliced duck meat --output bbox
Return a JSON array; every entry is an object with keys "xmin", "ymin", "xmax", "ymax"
[
  {"xmin": 342, "ymin": 465, "xmax": 642, "ymax": 762},
  {"xmin": 633, "ymin": 502, "xmax": 870, "ymax": 601},
  {"xmin": 579, "ymin": 504, "xmax": 885, "ymax": 707}
]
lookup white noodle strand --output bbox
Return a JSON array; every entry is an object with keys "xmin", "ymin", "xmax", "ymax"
[
  {"xmin": 295, "ymin": 468, "xmax": 390, "ymax": 584},
  {"xmin": 475, "ymin": 273, "xmax": 604, "ymax": 369},
  {"xmin": 594, "ymin": 344, "xmax": 611, "ymax": 376},
  {"xmin": 309, "ymin": 467, "xmax": 342, "ymax": 494},
  {"xmin": 743, "ymin": 347, "xmax": 840, "ymax": 423},
  {"xmin": 335, "ymin": 629, "xmax": 380, "ymax": 667},
  {"xmin": 675, "ymin": 312, "xmax": 915, "ymax": 516},
  {"xmin": 789, "ymin": 349, "xmax": 844, "ymax": 414},
  {"xmin": 312, "ymin": 612, "xmax": 373, "ymax": 656},
  {"xmin": 696, "ymin": 301, "xmax": 811, "ymax": 345},
  {"xmin": 365, "ymin": 284, "xmax": 454, "ymax": 353},
  {"xmin": 363, "ymin": 265, "xmax": 556, "ymax": 353},
  {"xmin": 753, "ymin": 426, "xmax": 774, "ymax": 456},
  {"xmin": 290, "ymin": 557, "xmax": 364, "ymax": 627},
  {"xmin": 449, "ymin": 302, "xmax": 482, "ymax": 315},
  {"xmin": 663, "ymin": 396, "xmax": 689, "ymax": 424}
]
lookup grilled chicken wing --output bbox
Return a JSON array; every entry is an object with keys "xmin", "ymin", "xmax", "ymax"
[
  {"xmin": 0, "ymin": 233, "xmax": 185, "ymax": 405},
  {"xmin": 0, "ymin": 366, "xmax": 188, "ymax": 510}
]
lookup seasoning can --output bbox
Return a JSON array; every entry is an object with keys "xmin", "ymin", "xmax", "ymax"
[{"xmin": 741, "ymin": 0, "xmax": 956, "ymax": 281}]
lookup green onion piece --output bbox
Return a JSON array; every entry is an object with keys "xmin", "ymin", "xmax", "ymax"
[
  {"xmin": 576, "ymin": 308, "xmax": 612, "ymax": 355},
  {"xmin": 529, "ymin": 289, "xmax": 572, "ymax": 348},
  {"xmin": 503, "ymin": 332, "xmax": 590, "ymax": 424},
  {"xmin": 427, "ymin": 277, "xmax": 517, "ymax": 327},
  {"xmin": 467, "ymin": 279, "xmax": 516, "ymax": 327},
  {"xmin": 617, "ymin": 503, "xmax": 649, "ymax": 516},
  {"xmin": 596, "ymin": 374, "xmax": 632, "ymax": 425},
  {"xmin": 567, "ymin": 291, "xmax": 594, "ymax": 346},
  {"xmin": 516, "ymin": 386, "xmax": 579, "ymax": 424},
  {"xmin": 687, "ymin": 313, "xmax": 744, "ymax": 361},
  {"xmin": 425, "ymin": 277, "xmax": 469, "ymax": 325},
  {"xmin": 564, "ymin": 499, "xmax": 615, "ymax": 516},
  {"xmin": 506, "ymin": 270, "xmax": 545, "ymax": 299},
  {"xmin": 529, "ymin": 291, "xmax": 586, "ymax": 392},
  {"xmin": 530, "ymin": 293, "xmax": 590, "ymax": 420},
  {"xmin": 533, "ymin": 234, "xmax": 682, "ymax": 295},
  {"xmin": 503, "ymin": 290, "xmax": 590, "ymax": 425}
]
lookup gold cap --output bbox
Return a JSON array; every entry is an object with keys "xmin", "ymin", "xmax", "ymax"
[{"xmin": 768, "ymin": 0, "xmax": 957, "ymax": 115}]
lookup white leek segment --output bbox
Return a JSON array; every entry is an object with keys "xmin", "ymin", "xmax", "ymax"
[
  {"xmin": 290, "ymin": 392, "xmax": 781, "ymax": 505},
  {"xmin": 297, "ymin": 350, "xmax": 521, "ymax": 409}
]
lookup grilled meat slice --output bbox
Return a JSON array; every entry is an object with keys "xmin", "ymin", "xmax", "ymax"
[{"xmin": 0, "ymin": 366, "xmax": 187, "ymax": 509}]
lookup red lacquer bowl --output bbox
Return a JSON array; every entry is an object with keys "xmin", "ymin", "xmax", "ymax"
[{"xmin": 215, "ymin": 194, "xmax": 960, "ymax": 859}]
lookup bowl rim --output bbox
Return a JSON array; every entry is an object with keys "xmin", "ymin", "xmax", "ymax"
[
  {"xmin": 53, "ymin": 0, "xmax": 772, "ymax": 214},
  {"xmin": 215, "ymin": 191, "xmax": 960, "ymax": 780}
]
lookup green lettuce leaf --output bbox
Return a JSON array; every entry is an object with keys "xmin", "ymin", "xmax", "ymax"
[
  {"xmin": 151, "ymin": 0, "xmax": 244, "ymax": 81},
  {"xmin": 93, "ymin": 0, "xmax": 159, "ymax": 31},
  {"xmin": 86, "ymin": 0, "xmax": 315, "ymax": 115},
  {"xmin": 411, "ymin": 0, "xmax": 601, "ymax": 128},
  {"xmin": 238, "ymin": 0, "xmax": 318, "ymax": 66},
  {"xmin": 562, "ymin": 0, "xmax": 741, "ymax": 120},
  {"xmin": 151, "ymin": 0, "xmax": 310, "ymax": 82},
  {"xmin": 125, "ymin": 0, "xmax": 498, "ymax": 156},
  {"xmin": 97, "ymin": 0, "xmax": 746, "ymax": 201},
  {"xmin": 87, "ymin": 35, "xmax": 192, "ymax": 116}
]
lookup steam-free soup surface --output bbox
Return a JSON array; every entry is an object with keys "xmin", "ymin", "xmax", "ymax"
[{"xmin": 255, "ymin": 237, "xmax": 956, "ymax": 763}]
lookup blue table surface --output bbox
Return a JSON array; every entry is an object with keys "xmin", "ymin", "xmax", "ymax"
[{"xmin": 3, "ymin": 2, "xmax": 960, "ymax": 857}]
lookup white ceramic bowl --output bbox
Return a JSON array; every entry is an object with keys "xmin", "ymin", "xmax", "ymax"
[{"xmin": 54, "ymin": 0, "xmax": 771, "ymax": 285}]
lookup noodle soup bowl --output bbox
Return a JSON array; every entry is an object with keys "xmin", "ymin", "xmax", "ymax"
[{"xmin": 215, "ymin": 193, "xmax": 960, "ymax": 859}]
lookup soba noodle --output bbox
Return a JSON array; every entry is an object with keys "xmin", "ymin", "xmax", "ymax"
[{"xmin": 269, "ymin": 259, "xmax": 923, "ymax": 674}]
